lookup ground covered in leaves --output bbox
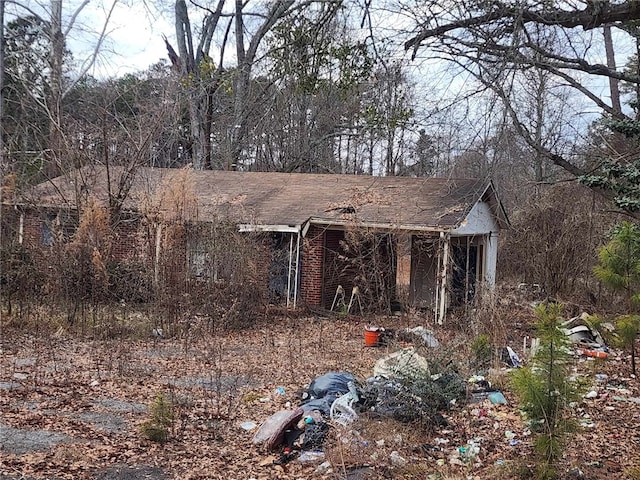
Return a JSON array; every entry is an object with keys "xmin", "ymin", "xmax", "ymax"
[{"xmin": 1, "ymin": 307, "xmax": 639, "ymax": 480}]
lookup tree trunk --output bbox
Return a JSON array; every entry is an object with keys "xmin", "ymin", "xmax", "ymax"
[
  {"xmin": 0, "ymin": 0, "xmax": 5, "ymax": 173},
  {"xmin": 603, "ymin": 25, "xmax": 622, "ymax": 114},
  {"xmin": 48, "ymin": 0, "xmax": 64, "ymax": 178}
]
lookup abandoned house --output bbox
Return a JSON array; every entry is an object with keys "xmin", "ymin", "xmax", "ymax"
[{"xmin": 2, "ymin": 166, "xmax": 508, "ymax": 322}]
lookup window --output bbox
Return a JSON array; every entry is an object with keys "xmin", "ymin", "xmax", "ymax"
[
  {"xmin": 188, "ymin": 238, "xmax": 212, "ymax": 279},
  {"xmin": 41, "ymin": 213, "xmax": 57, "ymax": 246}
]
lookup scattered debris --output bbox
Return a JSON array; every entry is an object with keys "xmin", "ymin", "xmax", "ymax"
[
  {"xmin": 329, "ymin": 381, "xmax": 359, "ymax": 426},
  {"xmin": 389, "ymin": 450, "xmax": 408, "ymax": 467},
  {"xmin": 314, "ymin": 460, "xmax": 333, "ymax": 475},
  {"xmin": 301, "ymin": 372, "xmax": 357, "ymax": 416},
  {"xmin": 298, "ymin": 450, "xmax": 325, "ymax": 463},
  {"xmin": 497, "ymin": 347, "xmax": 521, "ymax": 367},
  {"xmin": 401, "ymin": 326, "xmax": 439, "ymax": 348},
  {"xmin": 240, "ymin": 421, "xmax": 257, "ymax": 431},
  {"xmin": 488, "ymin": 391, "xmax": 508, "ymax": 405},
  {"xmin": 373, "ymin": 348, "xmax": 430, "ymax": 378},
  {"xmin": 563, "ymin": 313, "xmax": 609, "ymax": 358},
  {"xmin": 252, "ymin": 408, "xmax": 304, "ymax": 450}
]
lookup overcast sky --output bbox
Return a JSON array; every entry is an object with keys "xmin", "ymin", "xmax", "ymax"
[
  {"xmin": 71, "ymin": 1, "xmax": 174, "ymax": 77},
  {"xmin": 6, "ymin": 0, "xmax": 174, "ymax": 78}
]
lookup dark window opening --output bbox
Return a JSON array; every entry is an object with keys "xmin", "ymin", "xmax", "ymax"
[
  {"xmin": 41, "ymin": 213, "xmax": 58, "ymax": 246},
  {"xmin": 269, "ymin": 232, "xmax": 290, "ymax": 302}
]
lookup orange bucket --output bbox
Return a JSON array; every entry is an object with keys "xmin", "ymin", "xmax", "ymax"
[{"xmin": 364, "ymin": 328, "xmax": 381, "ymax": 347}]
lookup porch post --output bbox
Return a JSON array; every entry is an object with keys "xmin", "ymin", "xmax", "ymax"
[
  {"xmin": 485, "ymin": 232, "xmax": 498, "ymax": 288},
  {"xmin": 18, "ymin": 211, "xmax": 24, "ymax": 245},
  {"xmin": 286, "ymin": 233, "xmax": 294, "ymax": 308},
  {"xmin": 293, "ymin": 231, "xmax": 301, "ymax": 308},
  {"xmin": 438, "ymin": 232, "xmax": 450, "ymax": 325},
  {"xmin": 154, "ymin": 223, "xmax": 162, "ymax": 287}
]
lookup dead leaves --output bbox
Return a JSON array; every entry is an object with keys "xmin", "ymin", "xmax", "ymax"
[{"xmin": 2, "ymin": 316, "xmax": 639, "ymax": 479}]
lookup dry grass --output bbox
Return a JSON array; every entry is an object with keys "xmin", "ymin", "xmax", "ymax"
[{"xmin": 0, "ymin": 300, "xmax": 637, "ymax": 479}]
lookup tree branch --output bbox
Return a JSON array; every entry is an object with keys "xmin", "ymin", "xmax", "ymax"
[{"xmin": 405, "ymin": 2, "xmax": 640, "ymax": 54}]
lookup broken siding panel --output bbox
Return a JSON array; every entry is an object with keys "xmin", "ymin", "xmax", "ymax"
[{"xmin": 484, "ymin": 232, "xmax": 498, "ymax": 288}]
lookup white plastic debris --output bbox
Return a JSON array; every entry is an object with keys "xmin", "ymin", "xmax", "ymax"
[
  {"xmin": 314, "ymin": 461, "xmax": 332, "ymax": 474},
  {"xmin": 405, "ymin": 326, "xmax": 439, "ymax": 347},
  {"xmin": 585, "ymin": 390, "xmax": 598, "ymax": 399},
  {"xmin": 240, "ymin": 421, "xmax": 257, "ymax": 431},
  {"xmin": 390, "ymin": 451, "xmax": 408, "ymax": 467}
]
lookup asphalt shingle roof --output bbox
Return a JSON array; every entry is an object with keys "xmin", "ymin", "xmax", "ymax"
[{"xmin": 22, "ymin": 166, "xmax": 503, "ymax": 231}]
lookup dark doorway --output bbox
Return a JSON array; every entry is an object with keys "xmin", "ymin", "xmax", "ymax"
[
  {"xmin": 451, "ymin": 241, "xmax": 478, "ymax": 306},
  {"xmin": 269, "ymin": 233, "xmax": 290, "ymax": 302}
]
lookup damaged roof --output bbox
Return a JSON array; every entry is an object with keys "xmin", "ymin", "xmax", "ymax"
[{"xmin": 19, "ymin": 166, "xmax": 508, "ymax": 231}]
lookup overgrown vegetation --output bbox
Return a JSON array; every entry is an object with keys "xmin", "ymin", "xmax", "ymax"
[
  {"xmin": 511, "ymin": 303, "xmax": 582, "ymax": 479},
  {"xmin": 499, "ymin": 184, "xmax": 611, "ymax": 299},
  {"xmin": 140, "ymin": 393, "xmax": 174, "ymax": 443},
  {"xmin": 594, "ymin": 221, "xmax": 640, "ymax": 374},
  {"xmin": 1, "ymin": 169, "xmax": 269, "ymax": 336},
  {"xmin": 470, "ymin": 334, "xmax": 492, "ymax": 371}
]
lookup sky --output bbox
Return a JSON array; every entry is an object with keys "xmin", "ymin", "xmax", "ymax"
[
  {"xmin": 6, "ymin": 0, "xmax": 175, "ymax": 78},
  {"xmin": 4, "ymin": 0, "xmax": 626, "ymax": 147},
  {"xmin": 67, "ymin": 1, "xmax": 175, "ymax": 77},
  {"xmin": 90, "ymin": 2, "xmax": 174, "ymax": 77}
]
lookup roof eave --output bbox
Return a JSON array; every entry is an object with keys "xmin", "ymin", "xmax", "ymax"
[
  {"xmin": 307, "ymin": 217, "xmax": 451, "ymax": 234},
  {"xmin": 238, "ymin": 224, "xmax": 301, "ymax": 233}
]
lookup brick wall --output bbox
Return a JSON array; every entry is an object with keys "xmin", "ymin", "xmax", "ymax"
[
  {"xmin": 20, "ymin": 207, "xmax": 144, "ymax": 263},
  {"xmin": 111, "ymin": 217, "xmax": 144, "ymax": 262},
  {"xmin": 301, "ymin": 225, "xmax": 325, "ymax": 307},
  {"xmin": 22, "ymin": 210, "xmax": 42, "ymax": 249}
]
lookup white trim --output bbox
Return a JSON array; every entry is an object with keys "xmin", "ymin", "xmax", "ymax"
[
  {"xmin": 238, "ymin": 224, "xmax": 300, "ymax": 233},
  {"xmin": 154, "ymin": 224, "xmax": 162, "ymax": 286},
  {"xmin": 438, "ymin": 232, "xmax": 450, "ymax": 325},
  {"xmin": 18, "ymin": 212, "xmax": 24, "ymax": 245},
  {"xmin": 286, "ymin": 234, "xmax": 294, "ymax": 308},
  {"xmin": 308, "ymin": 218, "xmax": 448, "ymax": 233},
  {"xmin": 301, "ymin": 221, "xmax": 311, "ymax": 237},
  {"xmin": 293, "ymin": 232, "xmax": 301, "ymax": 308}
]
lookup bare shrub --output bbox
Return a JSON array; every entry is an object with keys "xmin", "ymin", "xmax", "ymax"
[
  {"xmin": 154, "ymin": 219, "xmax": 269, "ymax": 335},
  {"xmin": 333, "ymin": 228, "xmax": 396, "ymax": 313},
  {"xmin": 0, "ymin": 242, "xmax": 40, "ymax": 318},
  {"xmin": 106, "ymin": 261, "xmax": 153, "ymax": 303},
  {"xmin": 499, "ymin": 184, "xmax": 614, "ymax": 299},
  {"xmin": 43, "ymin": 200, "xmax": 112, "ymax": 326}
]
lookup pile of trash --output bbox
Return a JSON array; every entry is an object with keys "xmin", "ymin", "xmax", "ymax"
[
  {"xmin": 361, "ymin": 348, "xmax": 465, "ymax": 425},
  {"xmin": 251, "ymin": 372, "xmax": 358, "ymax": 465},
  {"xmin": 250, "ymin": 347, "xmax": 468, "ymax": 466},
  {"xmin": 562, "ymin": 313, "xmax": 610, "ymax": 358}
]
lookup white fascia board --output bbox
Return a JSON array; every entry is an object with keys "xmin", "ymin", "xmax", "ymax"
[
  {"xmin": 308, "ymin": 217, "xmax": 447, "ymax": 234},
  {"xmin": 238, "ymin": 224, "xmax": 300, "ymax": 233}
]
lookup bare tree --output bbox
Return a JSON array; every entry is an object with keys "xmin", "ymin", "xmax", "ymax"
[
  {"xmin": 166, "ymin": 0, "xmax": 346, "ymax": 170},
  {"xmin": 400, "ymin": 0, "xmax": 640, "ymax": 215},
  {"xmin": 4, "ymin": 0, "xmax": 119, "ymax": 179},
  {"xmin": 0, "ymin": 0, "xmax": 5, "ymax": 172}
]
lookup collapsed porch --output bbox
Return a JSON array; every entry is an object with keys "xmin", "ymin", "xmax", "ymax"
[{"xmin": 261, "ymin": 221, "xmax": 498, "ymax": 322}]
